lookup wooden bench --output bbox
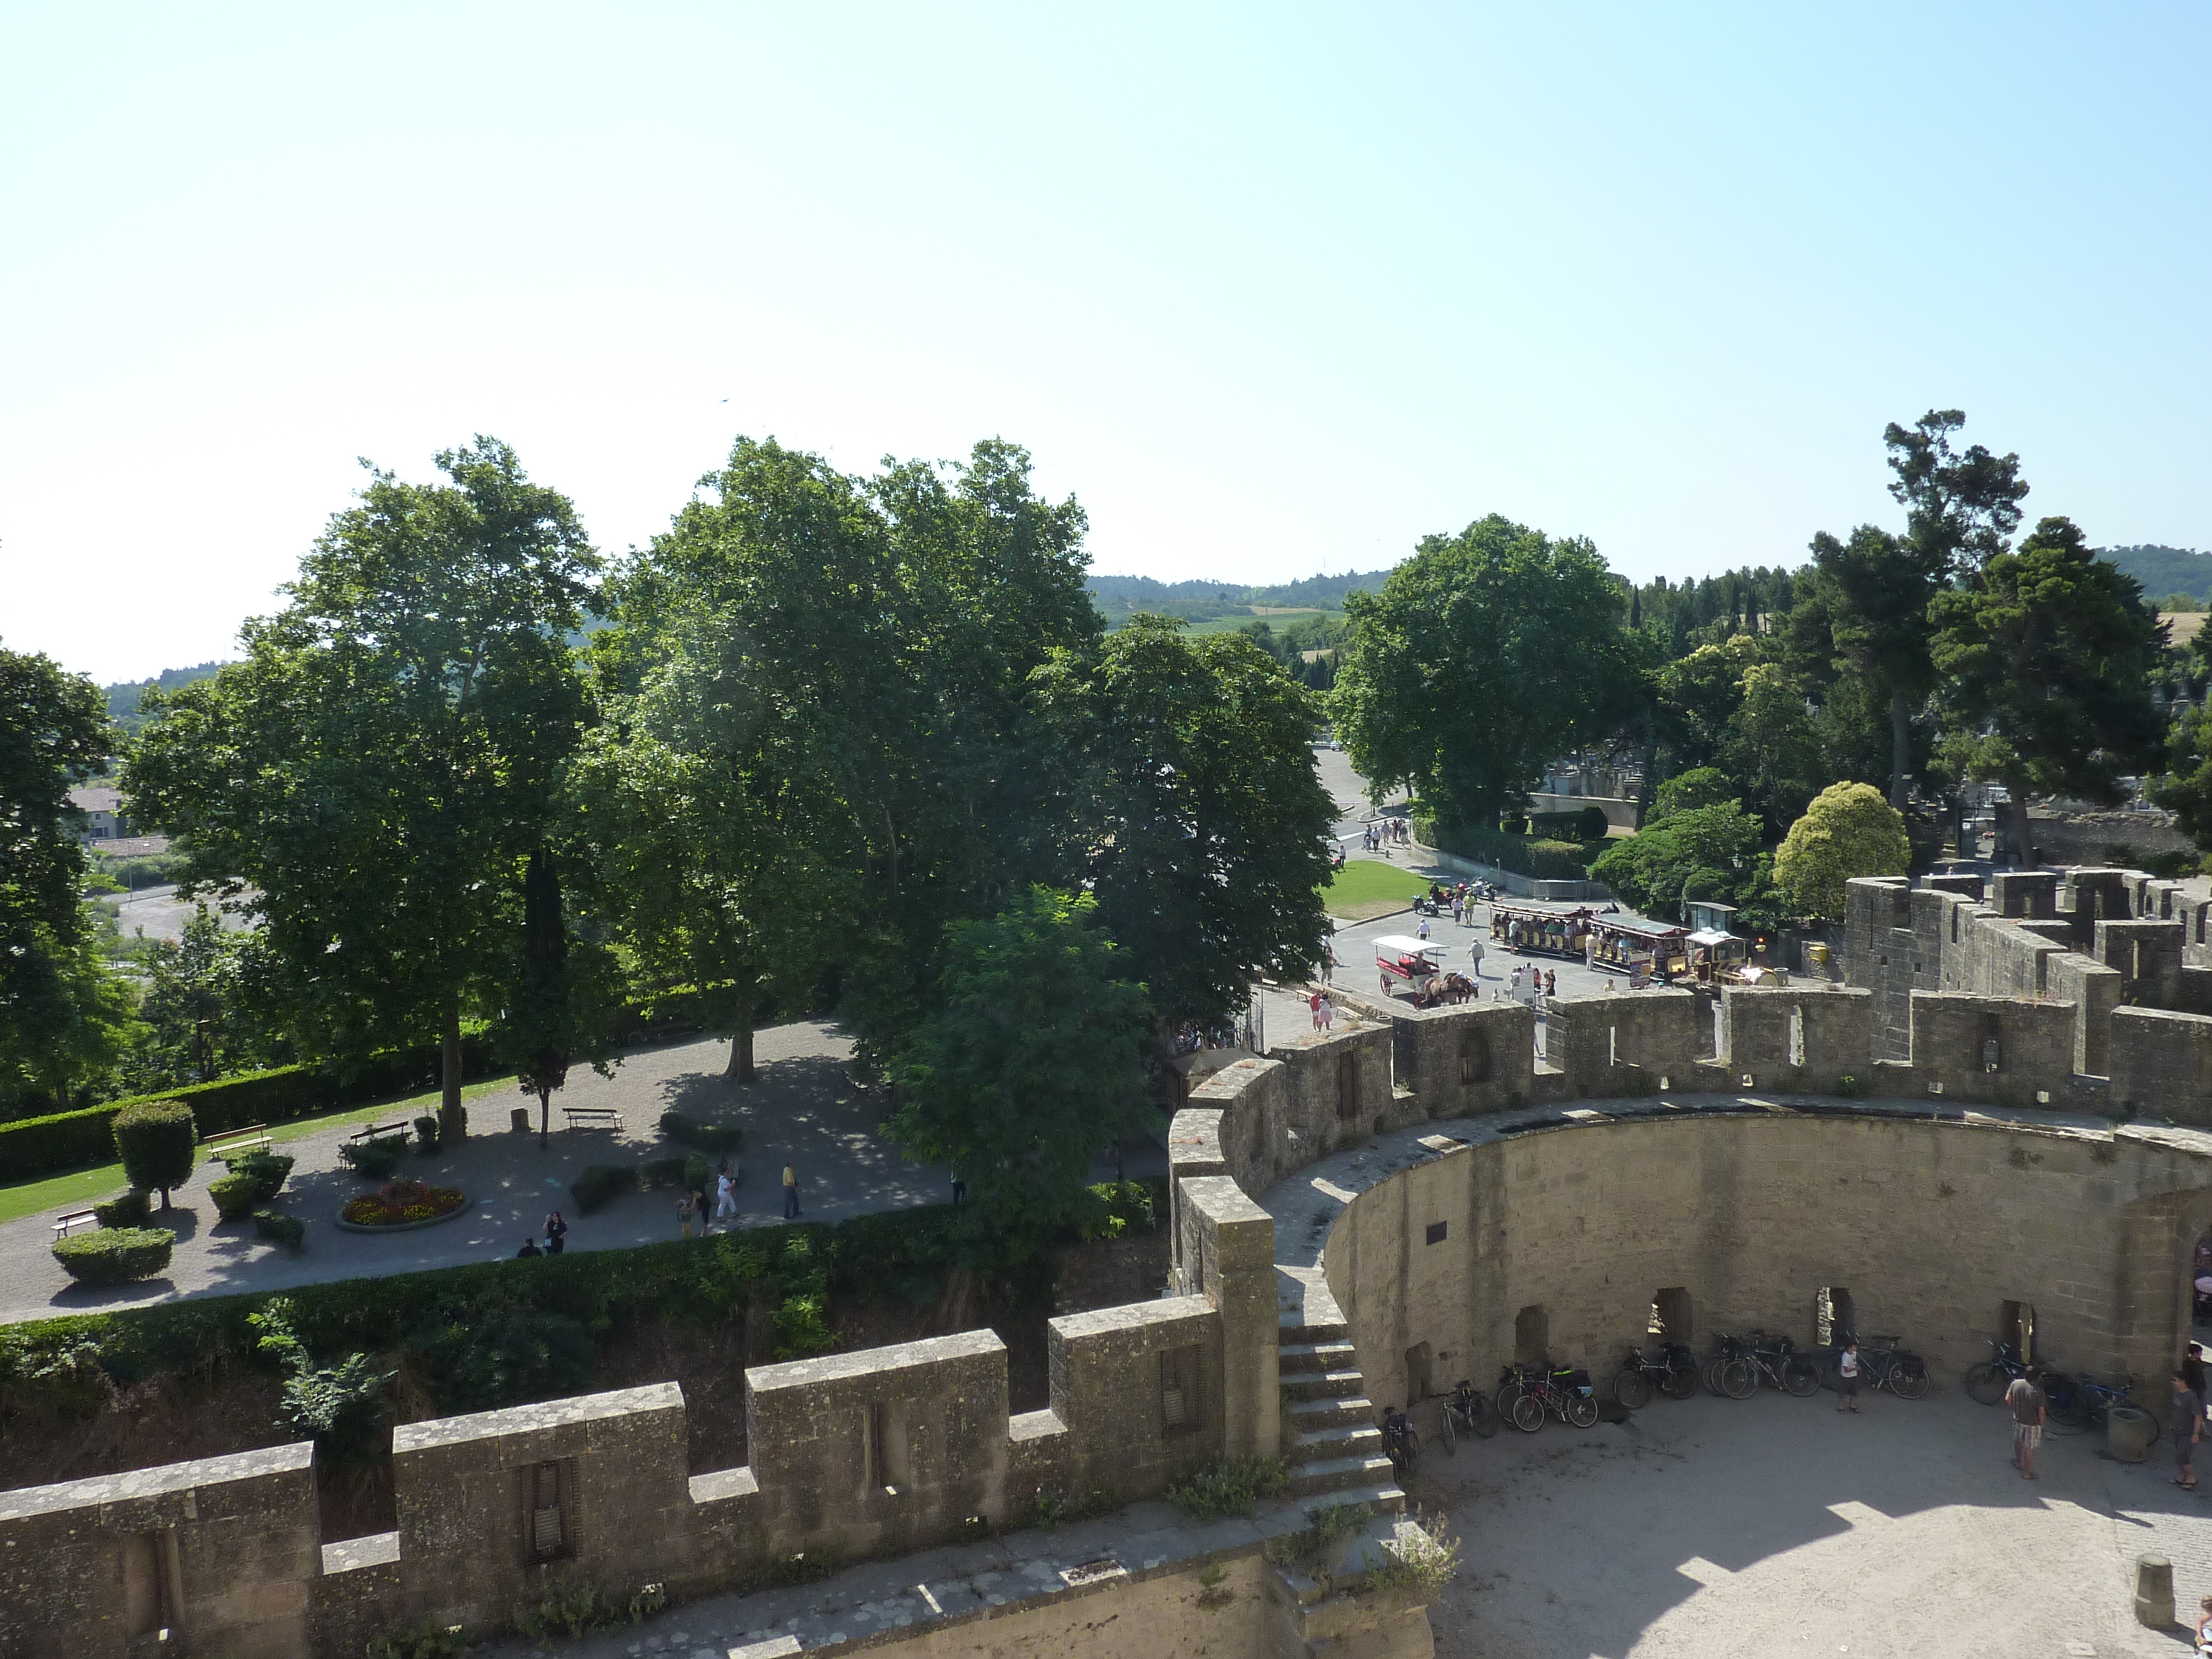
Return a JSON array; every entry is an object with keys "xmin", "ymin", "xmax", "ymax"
[
  {"xmin": 52, "ymin": 1209, "xmax": 99, "ymax": 1239},
  {"xmin": 561, "ymin": 1106, "xmax": 621, "ymax": 1131},
  {"xmin": 205, "ymin": 1123, "xmax": 273, "ymax": 1157},
  {"xmin": 349, "ymin": 1121, "xmax": 412, "ymax": 1147}
]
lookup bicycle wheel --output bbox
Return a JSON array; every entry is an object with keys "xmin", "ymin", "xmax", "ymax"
[
  {"xmin": 1784, "ymin": 1358, "xmax": 1822, "ymax": 1398},
  {"xmin": 1441, "ymin": 1407, "xmax": 1458, "ymax": 1455},
  {"xmin": 1469, "ymin": 1390, "xmax": 1501, "ymax": 1439},
  {"xmin": 1615, "ymin": 1367, "xmax": 1653, "ymax": 1411},
  {"xmin": 1495, "ymin": 1379, "xmax": 1524, "ymax": 1423},
  {"xmin": 1660, "ymin": 1360, "xmax": 1700, "ymax": 1401},
  {"xmin": 1567, "ymin": 1392, "xmax": 1600, "ymax": 1429},
  {"xmin": 1509, "ymin": 1392, "xmax": 1544, "ymax": 1433},
  {"xmin": 1889, "ymin": 1361, "xmax": 1931, "ymax": 1401},
  {"xmin": 1703, "ymin": 1358, "xmax": 1728, "ymax": 1396},
  {"xmin": 1963, "ymin": 1362, "xmax": 2006, "ymax": 1406},
  {"xmin": 2047, "ymin": 1376, "xmax": 2091, "ymax": 1427},
  {"xmin": 1721, "ymin": 1358, "xmax": 1757, "ymax": 1400}
]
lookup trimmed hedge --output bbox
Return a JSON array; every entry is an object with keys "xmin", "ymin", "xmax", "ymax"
[
  {"xmin": 93, "ymin": 1190, "xmax": 152, "ymax": 1229},
  {"xmin": 659, "ymin": 1110, "xmax": 740, "ymax": 1153},
  {"xmin": 253, "ymin": 1210, "xmax": 307, "ymax": 1250},
  {"xmin": 51, "ymin": 1227, "xmax": 175, "ymax": 1286},
  {"xmin": 339, "ymin": 1141, "xmax": 405, "ymax": 1181},
  {"xmin": 113, "ymin": 1101, "xmax": 196, "ymax": 1204},
  {"xmin": 1412, "ymin": 817, "xmax": 1594, "ymax": 881},
  {"xmin": 209, "ymin": 1173, "xmax": 263, "ymax": 1222}
]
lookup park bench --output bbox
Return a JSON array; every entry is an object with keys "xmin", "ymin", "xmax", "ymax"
[
  {"xmin": 349, "ymin": 1121, "xmax": 412, "ymax": 1147},
  {"xmin": 51, "ymin": 1209, "xmax": 99, "ymax": 1239},
  {"xmin": 204, "ymin": 1122, "xmax": 273, "ymax": 1158},
  {"xmin": 561, "ymin": 1106, "xmax": 621, "ymax": 1132}
]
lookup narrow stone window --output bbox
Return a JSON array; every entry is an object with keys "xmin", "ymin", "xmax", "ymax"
[
  {"xmin": 1458, "ymin": 1028, "xmax": 1489, "ymax": 1084},
  {"xmin": 1161, "ymin": 1344, "xmax": 1202, "ymax": 1433},
  {"xmin": 1425, "ymin": 1220, "xmax": 1447, "ymax": 1245},
  {"xmin": 1816, "ymin": 1287, "xmax": 1854, "ymax": 1347},
  {"xmin": 870, "ymin": 1399, "xmax": 912, "ymax": 1490},
  {"xmin": 2000, "ymin": 1299, "xmax": 2036, "ymax": 1363},
  {"xmin": 525, "ymin": 1458, "xmax": 577, "ymax": 1563},
  {"xmin": 1651, "ymin": 1287, "xmax": 1692, "ymax": 1342},
  {"xmin": 122, "ymin": 1529, "xmax": 179, "ymax": 1639},
  {"xmin": 1788, "ymin": 1005, "xmax": 1805, "ymax": 1068},
  {"xmin": 1335, "ymin": 1050, "xmax": 1359, "ymax": 1121},
  {"xmin": 1404, "ymin": 1341, "xmax": 1434, "ymax": 1401},
  {"xmin": 1514, "ymin": 1304, "xmax": 1549, "ymax": 1368}
]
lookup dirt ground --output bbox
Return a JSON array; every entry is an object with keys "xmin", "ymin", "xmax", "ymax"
[
  {"xmin": 1406, "ymin": 1378, "xmax": 2212, "ymax": 1658},
  {"xmin": 0, "ymin": 1226, "xmax": 1171, "ymax": 1543}
]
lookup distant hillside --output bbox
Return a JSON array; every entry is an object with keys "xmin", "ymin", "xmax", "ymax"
[
  {"xmin": 2102, "ymin": 545, "xmax": 2212, "ymax": 602},
  {"xmin": 1087, "ymin": 566, "xmax": 1395, "ymax": 625},
  {"xmin": 104, "ymin": 662, "xmax": 228, "ymax": 736}
]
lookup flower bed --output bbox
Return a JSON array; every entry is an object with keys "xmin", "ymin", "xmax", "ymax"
[{"xmin": 338, "ymin": 1179, "xmax": 471, "ymax": 1233}]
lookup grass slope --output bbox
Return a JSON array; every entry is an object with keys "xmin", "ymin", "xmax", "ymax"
[{"xmin": 1324, "ymin": 859, "xmax": 1431, "ymax": 919}]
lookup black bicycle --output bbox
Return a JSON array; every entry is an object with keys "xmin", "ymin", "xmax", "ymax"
[
  {"xmin": 1743, "ymin": 1332, "xmax": 1823, "ymax": 1397},
  {"xmin": 1703, "ymin": 1333, "xmax": 1757, "ymax": 1399},
  {"xmin": 1380, "ymin": 1408, "xmax": 1421, "ymax": 1477},
  {"xmin": 2049, "ymin": 1372, "xmax": 2156, "ymax": 1438},
  {"xmin": 1831, "ymin": 1332, "xmax": 1931, "ymax": 1401},
  {"xmin": 1614, "ymin": 1342, "xmax": 1700, "ymax": 1409},
  {"xmin": 1439, "ymin": 1377, "xmax": 1501, "ymax": 1452},
  {"xmin": 1962, "ymin": 1339, "xmax": 2032, "ymax": 1406},
  {"xmin": 1498, "ymin": 1360, "xmax": 1599, "ymax": 1432}
]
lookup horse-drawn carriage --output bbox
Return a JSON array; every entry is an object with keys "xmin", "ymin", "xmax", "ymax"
[{"xmin": 1375, "ymin": 935, "xmax": 1476, "ymax": 1006}]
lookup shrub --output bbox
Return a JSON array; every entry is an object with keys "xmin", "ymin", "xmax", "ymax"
[
  {"xmin": 249, "ymin": 1297, "xmax": 393, "ymax": 1463},
  {"xmin": 1834, "ymin": 1073, "xmax": 1869, "ymax": 1099},
  {"xmin": 93, "ymin": 1190, "xmax": 152, "ymax": 1229},
  {"xmin": 412, "ymin": 1115, "xmax": 440, "ymax": 1154},
  {"xmin": 112, "ymin": 1101, "xmax": 196, "ymax": 1208},
  {"xmin": 571, "ymin": 1164, "xmax": 638, "ymax": 1215},
  {"xmin": 511, "ymin": 1576, "xmax": 629, "ymax": 1640},
  {"xmin": 659, "ymin": 1110, "xmax": 741, "ymax": 1153},
  {"xmin": 1362, "ymin": 1509, "xmax": 1461, "ymax": 1593},
  {"xmin": 224, "ymin": 1150, "xmax": 294, "ymax": 1203},
  {"xmin": 683, "ymin": 1151, "xmax": 712, "ymax": 1194},
  {"xmin": 1164, "ymin": 1455, "xmax": 1288, "ymax": 1521},
  {"xmin": 1410, "ymin": 819, "xmax": 1592, "ymax": 882},
  {"xmin": 52, "ymin": 1227, "xmax": 175, "ymax": 1286},
  {"xmin": 209, "ymin": 1172, "xmax": 263, "ymax": 1222},
  {"xmin": 641, "ymin": 1155, "xmax": 689, "ymax": 1188},
  {"xmin": 1530, "ymin": 806, "xmax": 1611, "ymax": 843},
  {"xmin": 340, "ymin": 1139, "xmax": 405, "ymax": 1181},
  {"xmin": 254, "ymin": 1210, "xmax": 307, "ymax": 1250},
  {"xmin": 366, "ymin": 1622, "xmax": 466, "ymax": 1659}
]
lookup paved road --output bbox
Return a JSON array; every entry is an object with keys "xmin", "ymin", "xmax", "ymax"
[{"xmin": 0, "ymin": 1021, "xmax": 1163, "ymax": 1328}]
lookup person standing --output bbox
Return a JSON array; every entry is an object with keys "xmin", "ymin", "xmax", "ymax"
[
  {"xmin": 714, "ymin": 1167, "xmax": 738, "ymax": 1225},
  {"xmin": 2174, "ymin": 1370, "xmax": 2204, "ymax": 1491},
  {"xmin": 951, "ymin": 1169, "xmax": 967, "ymax": 1206},
  {"xmin": 1451, "ymin": 894, "xmax": 1464, "ymax": 928},
  {"xmin": 1322, "ymin": 942, "xmax": 1336, "ymax": 984},
  {"xmin": 1319, "ymin": 992, "xmax": 1335, "ymax": 1031},
  {"xmin": 677, "ymin": 1188, "xmax": 696, "ymax": 1239},
  {"xmin": 1417, "ymin": 915, "xmax": 1431, "ymax": 941},
  {"xmin": 1835, "ymin": 1342, "xmax": 1861, "ymax": 1413},
  {"xmin": 782, "ymin": 1161, "xmax": 801, "ymax": 1219},
  {"xmin": 2006, "ymin": 1366, "xmax": 2046, "ymax": 1479},
  {"xmin": 543, "ymin": 1210, "xmax": 568, "ymax": 1255},
  {"xmin": 1310, "ymin": 988, "xmax": 1325, "ymax": 1031}
]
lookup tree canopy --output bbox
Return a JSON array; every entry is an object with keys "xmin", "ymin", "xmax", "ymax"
[{"xmin": 1773, "ymin": 783, "xmax": 1911, "ymax": 920}]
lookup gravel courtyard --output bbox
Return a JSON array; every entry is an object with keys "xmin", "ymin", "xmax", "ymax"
[{"xmin": 1407, "ymin": 1381, "xmax": 2212, "ymax": 1659}]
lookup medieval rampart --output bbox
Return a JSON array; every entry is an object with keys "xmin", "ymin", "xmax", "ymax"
[{"xmin": 10, "ymin": 863, "xmax": 2212, "ymax": 1658}]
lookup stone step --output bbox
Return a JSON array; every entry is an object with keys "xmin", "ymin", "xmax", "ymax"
[
  {"xmin": 1280, "ymin": 1318, "xmax": 1350, "ymax": 1345},
  {"xmin": 1298, "ymin": 1480, "xmax": 1405, "ymax": 1519},
  {"xmin": 1287, "ymin": 1452, "xmax": 1398, "ymax": 1497},
  {"xmin": 1278, "ymin": 1341, "xmax": 1358, "ymax": 1375},
  {"xmin": 1287, "ymin": 1393, "xmax": 1375, "ymax": 1428},
  {"xmin": 1290, "ymin": 1423, "xmax": 1383, "ymax": 1463},
  {"xmin": 1283, "ymin": 1367, "xmax": 1368, "ymax": 1402}
]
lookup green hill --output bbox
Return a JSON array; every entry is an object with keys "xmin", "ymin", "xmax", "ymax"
[
  {"xmin": 104, "ymin": 662, "xmax": 229, "ymax": 736},
  {"xmin": 2101, "ymin": 544, "xmax": 2212, "ymax": 602},
  {"xmin": 1086, "ymin": 566, "xmax": 1395, "ymax": 626}
]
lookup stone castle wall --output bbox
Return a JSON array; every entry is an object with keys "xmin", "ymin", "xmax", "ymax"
[{"xmin": 13, "ymin": 859, "xmax": 2212, "ymax": 1658}]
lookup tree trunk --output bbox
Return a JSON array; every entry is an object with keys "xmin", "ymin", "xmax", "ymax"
[
  {"xmin": 440, "ymin": 989, "xmax": 467, "ymax": 1142},
  {"xmin": 724, "ymin": 1015, "xmax": 756, "ymax": 1085},
  {"xmin": 538, "ymin": 1085, "xmax": 552, "ymax": 1151},
  {"xmin": 1889, "ymin": 691, "xmax": 1912, "ymax": 811}
]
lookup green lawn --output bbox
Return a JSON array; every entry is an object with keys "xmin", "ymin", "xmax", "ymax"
[
  {"xmin": 1324, "ymin": 859, "xmax": 1432, "ymax": 918},
  {"xmin": 1182, "ymin": 608, "xmax": 1341, "ymax": 637},
  {"xmin": 0, "ymin": 1074, "xmax": 519, "ymax": 1228}
]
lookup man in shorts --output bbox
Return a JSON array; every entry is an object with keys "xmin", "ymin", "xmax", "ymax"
[
  {"xmin": 2173, "ymin": 1369, "xmax": 2203, "ymax": 1491},
  {"xmin": 2006, "ymin": 1366, "xmax": 2046, "ymax": 1480}
]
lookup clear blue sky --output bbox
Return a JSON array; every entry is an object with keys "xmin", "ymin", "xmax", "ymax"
[{"xmin": 4, "ymin": 4, "xmax": 2207, "ymax": 683}]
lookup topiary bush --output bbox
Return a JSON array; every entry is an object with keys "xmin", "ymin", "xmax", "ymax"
[
  {"xmin": 340, "ymin": 1139, "xmax": 405, "ymax": 1181},
  {"xmin": 570, "ymin": 1164, "xmax": 638, "ymax": 1216},
  {"xmin": 209, "ymin": 1172, "xmax": 263, "ymax": 1222},
  {"xmin": 52, "ymin": 1227, "xmax": 175, "ymax": 1286},
  {"xmin": 412, "ymin": 1115, "xmax": 440, "ymax": 1154},
  {"xmin": 224, "ymin": 1150, "xmax": 294, "ymax": 1203},
  {"xmin": 254, "ymin": 1210, "xmax": 307, "ymax": 1250},
  {"xmin": 112, "ymin": 1100, "xmax": 196, "ymax": 1209},
  {"xmin": 93, "ymin": 1190, "xmax": 152, "ymax": 1229}
]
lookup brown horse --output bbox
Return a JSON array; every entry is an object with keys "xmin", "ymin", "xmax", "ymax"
[{"xmin": 1441, "ymin": 972, "xmax": 1476, "ymax": 1004}]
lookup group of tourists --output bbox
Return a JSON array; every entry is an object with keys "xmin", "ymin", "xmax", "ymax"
[
  {"xmin": 1365, "ymin": 818, "xmax": 1411, "ymax": 851},
  {"xmin": 514, "ymin": 1209, "xmax": 570, "ymax": 1258},
  {"xmin": 1307, "ymin": 988, "xmax": 1337, "ymax": 1031}
]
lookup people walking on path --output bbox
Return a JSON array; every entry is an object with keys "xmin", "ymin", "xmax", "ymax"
[
  {"xmin": 1322, "ymin": 942, "xmax": 1336, "ymax": 984},
  {"xmin": 677, "ymin": 1189, "xmax": 697, "ymax": 1239},
  {"xmin": 1416, "ymin": 916, "xmax": 1431, "ymax": 941},
  {"xmin": 2173, "ymin": 1370, "xmax": 2203, "ymax": 1490},
  {"xmin": 783, "ymin": 1161, "xmax": 802, "ymax": 1219},
  {"xmin": 543, "ymin": 1210, "xmax": 568, "ymax": 1255},
  {"xmin": 1835, "ymin": 1342, "xmax": 1860, "ymax": 1412},
  {"xmin": 951, "ymin": 1170, "xmax": 967, "ymax": 1205},
  {"xmin": 714, "ymin": 1167, "xmax": 738, "ymax": 1224},
  {"xmin": 1319, "ymin": 993, "xmax": 1335, "ymax": 1031},
  {"xmin": 2006, "ymin": 1366, "xmax": 2046, "ymax": 1479},
  {"xmin": 692, "ymin": 1179, "xmax": 713, "ymax": 1234},
  {"xmin": 1310, "ymin": 988, "xmax": 1326, "ymax": 1031}
]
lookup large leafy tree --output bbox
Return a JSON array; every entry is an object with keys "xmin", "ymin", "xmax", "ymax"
[
  {"xmin": 1802, "ymin": 412, "xmax": 2029, "ymax": 808},
  {"xmin": 1773, "ymin": 783, "xmax": 1911, "ymax": 920},
  {"xmin": 0, "ymin": 643, "xmax": 125, "ymax": 1110},
  {"xmin": 1330, "ymin": 515, "xmax": 1642, "ymax": 828},
  {"xmin": 882, "ymin": 887, "xmax": 1153, "ymax": 1250},
  {"xmin": 1034, "ymin": 616, "xmax": 1336, "ymax": 1032},
  {"xmin": 1930, "ymin": 515, "xmax": 2165, "ymax": 860},
  {"xmin": 127, "ymin": 440, "xmax": 600, "ymax": 1138},
  {"xmin": 1589, "ymin": 796, "xmax": 1767, "ymax": 921},
  {"xmin": 132, "ymin": 905, "xmax": 280, "ymax": 1087}
]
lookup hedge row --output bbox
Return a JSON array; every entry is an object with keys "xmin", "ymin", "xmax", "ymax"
[
  {"xmin": 1, "ymin": 987, "xmax": 726, "ymax": 1186},
  {"xmin": 1412, "ymin": 818, "xmax": 1595, "ymax": 881},
  {"xmin": 0, "ymin": 1177, "xmax": 1168, "ymax": 1416}
]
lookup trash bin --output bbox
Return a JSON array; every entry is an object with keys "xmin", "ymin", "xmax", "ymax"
[
  {"xmin": 1806, "ymin": 942, "xmax": 1830, "ymax": 967},
  {"xmin": 2108, "ymin": 1405, "xmax": 2156, "ymax": 1463},
  {"xmin": 511, "ymin": 1105, "xmax": 531, "ymax": 1134}
]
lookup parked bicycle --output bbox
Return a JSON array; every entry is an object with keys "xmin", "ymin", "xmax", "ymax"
[
  {"xmin": 2049, "ymin": 1373, "xmax": 2156, "ymax": 1439},
  {"xmin": 1613, "ymin": 1342, "xmax": 1700, "ymax": 1409},
  {"xmin": 1703, "ymin": 1333, "xmax": 1757, "ymax": 1399},
  {"xmin": 1379, "ymin": 1407, "xmax": 1421, "ymax": 1478},
  {"xmin": 1962, "ymin": 1339, "xmax": 2033, "ymax": 1406},
  {"xmin": 1496, "ymin": 1360, "xmax": 1600, "ymax": 1432},
  {"xmin": 1438, "ymin": 1377, "xmax": 1501, "ymax": 1452},
  {"xmin": 1829, "ymin": 1332, "xmax": 1931, "ymax": 1400},
  {"xmin": 1742, "ymin": 1331, "xmax": 1823, "ymax": 1397}
]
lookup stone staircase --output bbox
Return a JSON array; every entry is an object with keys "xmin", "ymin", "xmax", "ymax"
[{"xmin": 1277, "ymin": 1313, "xmax": 1404, "ymax": 1513}]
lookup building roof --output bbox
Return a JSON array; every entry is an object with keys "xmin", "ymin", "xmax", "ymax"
[{"xmin": 69, "ymin": 785, "xmax": 122, "ymax": 813}]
